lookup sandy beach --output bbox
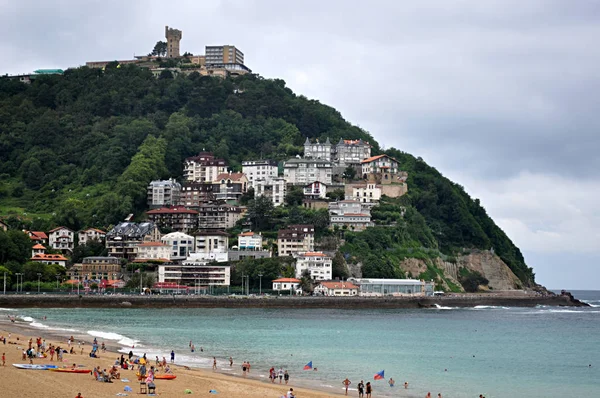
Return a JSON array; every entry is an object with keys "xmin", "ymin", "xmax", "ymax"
[{"xmin": 0, "ymin": 322, "xmax": 352, "ymax": 398}]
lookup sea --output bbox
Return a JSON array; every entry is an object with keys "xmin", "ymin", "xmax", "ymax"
[{"xmin": 2, "ymin": 290, "xmax": 599, "ymax": 398}]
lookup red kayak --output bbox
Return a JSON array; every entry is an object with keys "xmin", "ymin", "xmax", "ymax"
[
  {"xmin": 51, "ymin": 368, "xmax": 91, "ymax": 374},
  {"xmin": 154, "ymin": 374, "xmax": 177, "ymax": 380}
]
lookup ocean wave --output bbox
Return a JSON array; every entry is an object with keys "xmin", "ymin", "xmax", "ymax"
[
  {"xmin": 18, "ymin": 316, "xmax": 34, "ymax": 322},
  {"xmin": 87, "ymin": 330, "xmax": 139, "ymax": 347},
  {"xmin": 582, "ymin": 300, "xmax": 600, "ymax": 307},
  {"xmin": 30, "ymin": 322, "xmax": 49, "ymax": 328},
  {"xmin": 0, "ymin": 308, "xmax": 16, "ymax": 311},
  {"xmin": 433, "ymin": 304, "xmax": 455, "ymax": 310},
  {"xmin": 473, "ymin": 305, "xmax": 509, "ymax": 310}
]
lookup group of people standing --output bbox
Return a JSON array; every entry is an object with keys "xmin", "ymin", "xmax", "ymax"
[{"xmin": 269, "ymin": 367, "xmax": 290, "ymax": 384}]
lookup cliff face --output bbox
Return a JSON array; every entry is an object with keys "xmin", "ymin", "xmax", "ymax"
[{"xmin": 397, "ymin": 250, "xmax": 522, "ymax": 292}]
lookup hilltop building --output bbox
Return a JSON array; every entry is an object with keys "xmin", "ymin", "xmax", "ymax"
[
  {"xmin": 148, "ymin": 179, "xmax": 181, "ymax": 208},
  {"xmin": 48, "ymin": 226, "xmax": 74, "ymax": 252},
  {"xmin": 184, "ymin": 152, "xmax": 227, "ymax": 182},
  {"xmin": 78, "ymin": 228, "xmax": 106, "ymax": 246},
  {"xmin": 303, "ymin": 138, "xmax": 371, "ymax": 166},
  {"xmin": 242, "ymin": 160, "xmax": 278, "ymax": 188},
  {"xmin": 165, "ymin": 26, "xmax": 182, "ymax": 58},
  {"xmin": 361, "ymin": 154, "xmax": 399, "ymax": 182}
]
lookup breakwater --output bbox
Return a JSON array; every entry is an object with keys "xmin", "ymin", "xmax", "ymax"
[{"xmin": 0, "ymin": 292, "xmax": 587, "ymax": 309}]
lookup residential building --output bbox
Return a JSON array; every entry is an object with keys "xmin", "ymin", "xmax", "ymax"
[
  {"xmin": 184, "ymin": 251, "xmax": 229, "ymax": 263},
  {"xmin": 136, "ymin": 242, "xmax": 171, "ymax": 262},
  {"xmin": 314, "ymin": 281, "xmax": 359, "ymax": 296},
  {"xmin": 78, "ymin": 228, "xmax": 106, "ymax": 246},
  {"xmin": 32, "ymin": 244, "xmax": 46, "ymax": 257},
  {"xmin": 228, "ymin": 250, "xmax": 271, "ymax": 261},
  {"xmin": 360, "ymin": 155, "xmax": 399, "ymax": 181},
  {"xmin": 105, "ymin": 222, "xmax": 161, "ymax": 261},
  {"xmin": 350, "ymin": 278, "xmax": 435, "ymax": 297},
  {"xmin": 303, "ymin": 137, "xmax": 332, "ymax": 161},
  {"xmin": 183, "ymin": 152, "xmax": 227, "ymax": 183},
  {"xmin": 147, "ymin": 179, "xmax": 182, "ymax": 208},
  {"xmin": 193, "ymin": 230, "xmax": 229, "ymax": 254},
  {"xmin": 255, "ymin": 177, "xmax": 286, "ymax": 207},
  {"xmin": 205, "ymin": 45, "xmax": 244, "ymax": 65},
  {"xmin": 165, "ymin": 25, "xmax": 182, "ymax": 58},
  {"xmin": 0, "ymin": 220, "xmax": 7, "ymax": 231},
  {"xmin": 146, "ymin": 207, "xmax": 199, "ymax": 233},
  {"xmin": 328, "ymin": 201, "xmax": 373, "ymax": 231},
  {"xmin": 242, "ymin": 160, "xmax": 278, "ymax": 188},
  {"xmin": 161, "ymin": 232, "xmax": 195, "ymax": 261},
  {"xmin": 272, "ymin": 278, "xmax": 301, "ymax": 293},
  {"xmin": 197, "ymin": 203, "xmax": 244, "ymax": 230},
  {"xmin": 158, "ymin": 262, "xmax": 231, "ymax": 286},
  {"xmin": 303, "ymin": 181, "xmax": 328, "ymax": 200},
  {"xmin": 31, "ymin": 253, "xmax": 68, "ymax": 267},
  {"xmin": 69, "ymin": 257, "xmax": 121, "ymax": 281},
  {"xmin": 213, "ymin": 172, "xmax": 249, "ymax": 202},
  {"xmin": 293, "ymin": 252, "xmax": 332, "ymax": 280},
  {"xmin": 345, "ymin": 181, "xmax": 407, "ymax": 202},
  {"xmin": 237, "ymin": 232, "xmax": 263, "ymax": 251},
  {"xmin": 48, "ymin": 226, "xmax": 75, "ymax": 252},
  {"xmin": 25, "ymin": 231, "xmax": 48, "ymax": 245},
  {"xmin": 283, "ymin": 158, "xmax": 332, "ymax": 185},
  {"xmin": 277, "ymin": 225, "xmax": 315, "ymax": 257},
  {"xmin": 178, "ymin": 182, "xmax": 218, "ymax": 207},
  {"xmin": 334, "ymin": 139, "xmax": 371, "ymax": 166}
]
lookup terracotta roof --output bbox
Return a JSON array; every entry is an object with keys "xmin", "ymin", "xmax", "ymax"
[
  {"xmin": 299, "ymin": 252, "xmax": 329, "ymax": 257},
  {"xmin": 343, "ymin": 139, "xmax": 369, "ymax": 145},
  {"xmin": 238, "ymin": 232, "xmax": 257, "ymax": 237},
  {"xmin": 360, "ymin": 154, "xmax": 398, "ymax": 164},
  {"xmin": 216, "ymin": 173, "xmax": 246, "ymax": 182},
  {"xmin": 81, "ymin": 228, "xmax": 106, "ymax": 234},
  {"xmin": 147, "ymin": 207, "xmax": 199, "ymax": 215},
  {"xmin": 32, "ymin": 244, "xmax": 46, "ymax": 249},
  {"xmin": 318, "ymin": 281, "xmax": 359, "ymax": 290},
  {"xmin": 49, "ymin": 226, "xmax": 73, "ymax": 233},
  {"xmin": 338, "ymin": 213, "xmax": 370, "ymax": 217},
  {"xmin": 27, "ymin": 231, "xmax": 48, "ymax": 240},
  {"xmin": 137, "ymin": 242, "xmax": 169, "ymax": 247},
  {"xmin": 32, "ymin": 253, "xmax": 68, "ymax": 261},
  {"xmin": 272, "ymin": 278, "xmax": 301, "ymax": 283}
]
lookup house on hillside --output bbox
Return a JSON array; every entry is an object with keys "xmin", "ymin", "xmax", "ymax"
[
  {"xmin": 32, "ymin": 243, "xmax": 46, "ymax": 257},
  {"xmin": 283, "ymin": 158, "xmax": 332, "ymax": 185},
  {"xmin": 25, "ymin": 230, "xmax": 48, "ymax": 245},
  {"xmin": 237, "ymin": 231, "xmax": 263, "ymax": 251},
  {"xmin": 78, "ymin": 228, "xmax": 106, "ymax": 246},
  {"xmin": 303, "ymin": 181, "xmax": 328, "ymax": 200},
  {"xmin": 49, "ymin": 226, "xmax": 75, "ymax": 252},
  {"xmin": 31, "ymin": 253, "xmax": 68, "ymax": 267},
  {"xmin": 183, "ymin": 152, "xmax": 227, "ymax": 182},
  {"xmin": 161, "ymin": 231, "xmax": 195, "ymax": 261},
  {"xmin": 136, "ymin": 242, "xmax": 171, "ymax": 262},
  {"xmin": 147, "ymin": 178, "xmax": 182, "ymax": 208},
  {"xmin": 293, "ymin": 251, "xmax": 332, "ymax": 280},
  {"xmin": 242, "ymin": 160, "xmax": 278, "ymax": 188},
  {"xmin": 255, "ymin": 177, "xmax": 287, "ymax": 207},
  {"xmin": 360, "ymin": 154, "xmax": 399, "ymax": 182},
  {"xmin": 328, "ymin": 200, "xmax": 373, "ymax": 231},
  {"xmin": 213, "ymin": 172, "xmax": 249, "ymax": 202},
  {"xmin": 105, "ymin": 222, "xmax": 161, "ymax": 261}
]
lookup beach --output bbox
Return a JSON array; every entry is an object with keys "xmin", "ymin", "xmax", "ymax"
[{"xmin": 0, "ymin": 323, "xmax": 351, "ymax": 398}]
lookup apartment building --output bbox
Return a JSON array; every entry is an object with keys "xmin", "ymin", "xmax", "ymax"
[
  {"xmin": 147, "ymin": 179, "xmax": 181, "ymax": 208},
  {"xmin": 136, "ymin": 242, "xmax": 171, "ymax": 262},
  {"xmin": 183, "ymin": 152, "xmax": 227, "ymax": 182},
  {"xmin": 277, "ymin": 224, "xmax": 315, "ymax": 257},
  {"xmin": 161, "ymin": 232, "xmax": 195, "ymax": 261},
  {"xmin": 197, "ymin": 203, "xmax": 244, "ymax": 230},
  {"xmin": 255, "ymin": 177, "xmax": 287, "ymax": 207},
  {"xmin": 69, "ymin": 257, "xmax": 121, "ymax": 280},
  {"xmin": 237, "ymin": 231, "xmax": 263, "ymax": 250},
  {"xmin": 78, "ymin": 228, "xmax": 106, "ymax": 246},
  {"xmin": 48, "ymin": 226, "xmax": 75, "ymax": 252},
  {"xmin": 242, "ymin": 160, "xmax": 278, "ymax": 188},
  {"xmin": 105, "ymin": 222, "xmax": 161, "ymax": 261},
  {"xmin": 146, "ymin": 207, "xmax": 199, "ymax": 233},
  {"xmin": 283, "ymin": 158, "xmax": 332, "ymax": 185},
  {"xmin": 293, "ymin": 252, "xmax": 332, "ymax": 280},
  {"xmin": 178, "ymin": 182, "xmax": 218, "ymax": 207},
  {"xmin": 328, "ymin": 200, "xmax": 373, "ymax": 231}
]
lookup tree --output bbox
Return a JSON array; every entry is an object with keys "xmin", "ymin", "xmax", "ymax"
[
  {"xmin": 326, "ymin": 189, "xmax": 345, "ymax": 201},
  {"xmin": 71, "ymin": 240, "xmax": 107, "ymax": 264},
  {"xmin": 299, "ymin": 269, "xmax": 314, "ymax": 295},
  {"xmin": 151, "ymin": 41, "xmax": 167, "ymax": 57},
  {"xmin": 343, "ymin": 165, "xmax": 357, "ymax": 181},
  {"xmin": 285, "ymin": 185, "xmax": 304, "ymax": 207},
  {"xmin": 332, "ymin": 251, "xmax": 349, "ymax": 279},
  {"xmin": 246, "ymin": 196, "xmax": 275, "ymax": 231}
]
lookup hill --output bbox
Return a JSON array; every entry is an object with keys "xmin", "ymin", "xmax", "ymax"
[{"xmin": 0, "ymin": 65, "xmax": 535, "ymax": 288}]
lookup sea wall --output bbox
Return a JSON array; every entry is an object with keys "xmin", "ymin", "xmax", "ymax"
[{"xmin": 0, "ymin": 293, "xmax": 587, "ymax": 309}]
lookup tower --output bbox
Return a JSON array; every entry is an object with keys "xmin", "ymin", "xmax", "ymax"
[{"xmin": 165, "ymin": 26, "xmax": 182, "ymax": 58}]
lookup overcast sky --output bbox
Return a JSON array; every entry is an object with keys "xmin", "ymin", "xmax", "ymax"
[{"xmin": 1, "ymin": 0, "xmax": 598, "ymax": 289}]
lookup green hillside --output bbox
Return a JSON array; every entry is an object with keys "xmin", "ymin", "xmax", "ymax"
[{"xmin": 0, "ymin": 65, "xmax": 534, "ymax": 286}]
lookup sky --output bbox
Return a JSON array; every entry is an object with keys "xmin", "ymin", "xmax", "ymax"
[{"xmin": 1, "ymin": 0, "xmax": 598, "ymax": 289}]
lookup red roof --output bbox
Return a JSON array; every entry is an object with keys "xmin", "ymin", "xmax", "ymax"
[
  {"xmin": 318, "ymin": 281, "xmax": 359, "ymax": 290},
  {"xmin": 238, "ymin": 232, "xmax": 257, "ymax": 237},
  {"xmin": 31, "ymin": 253, "xmax": 67, "ymax": 261},
  {"xmin": 338, "ymin": 213, "xmax": 370, "ymax": 217},
  {"xmin": 360, "ymin": 154, "xmax": 398, "ymax": 164},
  {"xmin": 49, "ymin": 226, "xmax": 73, "ymax": 233},
  {"xmin": 27, "ymin": 231, "xmax": 48, "ymax": 240},
  {"xmin": 272, "ymin": 278, "xmax": 301, "ymax": 283},
  {"xmin": 137, "ymin": 242, "xmax": 169, "ymax": 247},
  {"xmin": 299, "ymin": 252, "xmax": 328, "ymax": 257},
  {"xmin": 32, "ymin": 244, "xmax": 46, "ymax": 250},
  {"xmin": 216, "ymin": 173, "xmax": 246, "ymax": 182},
  {"xmin": 147, "ymin": 207, "xmax": 199, "ymax": 215}
]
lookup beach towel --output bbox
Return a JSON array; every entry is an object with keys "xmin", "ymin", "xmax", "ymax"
[
  {"xmin": 209, "ymin": 390, "xmax": 218, "ymax": 394},
  {"xmin": 121, "ymin": 378, "xmax": 130, "ymax": 382},
  {"xmin": 184, "ymin": 389, "xmax": 193, "ymax": 394},
  {"xmin": 123, "ymin": 386, "xmax": 132, "ymax": 392}
]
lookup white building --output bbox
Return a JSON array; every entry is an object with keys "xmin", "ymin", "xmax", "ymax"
[
  {"xmin": 185, "ymin": 251, "xmax": 229, "ymax": 263},
  {"xmin": 277, "ymin": 225, "xmax": 315, "ymax": 257},
  {"xmin": 314, "ymin": 281, "xmax": 359, "ymax": 296},
  {"xmin": 303, "ymin": 137, "xmax": 332, "ymax": 161},
  {"xmin": 161, "ymin": 232, "xmax": 195, "ymax": 260},
  {"xmin": 272, "ymin": 278, "xmax": 301, "ymax": 293},
  {"xmin": 303, "ymin": 181, "xmax": 328, "ymax": 200},
  {"xmin": 360, "ymin": 155, "xmax": 399, "ymax": 179},
  {"xmin": 159, "ymin": 262, "xmax": 231, "ymax": 286},
  {"xmin": 183, "ymin": 152, "xmax": 227, "ymax": 182},
  {"xmin": 48, "ymin": 226, "xmax": 75, "ymax": 252},
  {"xmin": 136, "ymin": 242, "xmax": 171, "ymax": 261},
  {"xmin": 255, "ymin": 177, "xmax": 287, "ymax": 207},
  {"xmin": 328, "ymin": 200, "xmax": 373, "ymax": 231},
  {"xmin": 194, "ymin": 231, "xmax": 229, "ymax": 253},
  {"xmin": 147, "ymin": 178, "xmax": 181, "ymax": 208},
  {"xmin": 346, "ymin": 183, "xmax": 382, "ymax": 203},
  {"xmin": 293, "ymin": 252, "xmax": 332, "ymax": 280},
  {"xmin": 283, "ymin": 158, "xmax": 332, "ymax": 185},
  {"xmin": 237, "ymin": 232, "xmax": 263, "ymax": 251},
  {"xmin": 334, "ymin": 139, "xmax": 371, "ymax": 166},
  {"xmin": 31, "ymin": 253, "xmax": 68, "ymax": 267},
  {"xmin": 78, "ymin": 228, "xmax": 106, "ymax": 246},
  {"xmin": 350, "ymin": 278, "xmax": 435, "ymax": 297},
  {"xmin": 242, "ymin": 160, "xmax": 278, "ymax": 188}
]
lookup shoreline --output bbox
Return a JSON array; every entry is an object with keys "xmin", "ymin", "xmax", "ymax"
[{"xmin": 0, "ymin": 292, "xmax": 587, "ymax": 309}]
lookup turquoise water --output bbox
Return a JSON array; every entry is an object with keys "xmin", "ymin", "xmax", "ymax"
[{"xmin": 4, "ymin": 290, "xmax": 600, "ymax": 398}]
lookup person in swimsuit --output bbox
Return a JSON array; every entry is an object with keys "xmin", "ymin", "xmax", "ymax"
[
  {"xmin": 284, "ymin": 370, "xmax": 290, "ymax": 385},
  {"xmin": 343, "ymin": 378, "xmax": 352, "ymax": 395},
  {"xmin": 389, "ymin": 377, "xmax": 395, "ymax": 387},
  {"xmin": 365, "ymin": 382, "xmax": 372, "ymax": 398},
  {"xmin": 357, "ymin": 380, "xmax": 364, "ymax": 397},
  {"xmin": 241, "ymin": 361, "xmax": 247, "ymax": 377}
]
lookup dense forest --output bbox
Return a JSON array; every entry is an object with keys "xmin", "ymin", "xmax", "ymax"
[{"xmin": 0, "ymin": 65, "xmax": 534, "ymax": 286}]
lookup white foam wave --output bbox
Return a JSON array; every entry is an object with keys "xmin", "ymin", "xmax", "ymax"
[
  {"xmin": 582, "ymin": 300, "xmax": 600, "ymax": 307},
  {"xmin": 433, "ymin": 304, "xmax": 455, "ymax": 310},
  {"xmin": 0, "ymin": 308, "xmax": 16, "ymax": 311},
  {"xmin": 19, "ymin": 316, "xmax": 35, "ymax": 322},
  {"xmin": 473, "ymin": 305, "xmax": 509, "ymax": 310},
  {"xmin": 87, "ymin": 330, "xmax": 139, "ymax": 347},
  {"xmin": 30, "ymin": 322, "xmax": 49, "ymax": 329}
]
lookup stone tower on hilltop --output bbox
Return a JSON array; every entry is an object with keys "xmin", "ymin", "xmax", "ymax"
[{"xmin": 165, "ymin": 26, "xmax": 182, "ymax": 58}]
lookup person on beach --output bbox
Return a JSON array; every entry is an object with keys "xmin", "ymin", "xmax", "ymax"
[
  {"xmin": 278, "ymin": 368, "xmax": 284, "ymax": 383},
  {"xmin": 75, "ymin": 393, "xmax": 83, "ymax": 398},
  {"xmin": 286, "ymin": 388, "xmax": 295, "ymax": 398},
  {"xmin": 229, "ymin": 356, "xmax": 233, "ymax": 367},
  {"xmin": 269, "ymin": 367, "xmax": 276, "ymax": 383},
  {"xmin": 357, "ymin": 380, "xmax": 364, "ymax": 397},
  {"xmin": 404, "ymin": 381, "xmax": 409, "ymax": 389},
  {"xmin": 162, "ymin": 356, "xmax": 167, "ymax": 368},
  {"xmin": 2, "ymin": 352, "xmax": 5, "ymax": 366},
  {"xmin": 284, "ymin": 370, "xmax": 289, "ymax": 385},
  {"xmin": 247, "ymin": 361, "xmax": 251, "ymax": 373},
  {"xmin": 437, "ymin": 394, "xmax": 442, "ymax": 398},
  {"xmin": 128, "ymin": 350, "xmax": 133, "ymax": 360},
  {"xmin": 213, "ymin": 357, "xmax": 217, "ymax": 371},
  {"xmin": 365, "ymin": 382, "xmax": 372, "ymax": 398},
  {"xmin": 170, "ymin": 350, "xmax": 175, "ymax": 363},
  {"xmin": 389, "ymin": 377, "xmax": 395, "ymax": 387},
  {"xmin": 164, "ymin": 364, "xmax": 172, "ymax": 374},
  {"xmin": 343, "ymin": 378, "xmax": 352, "ymax": 395},
  {"xmin": 241, "ymin": 361, "xmax": 248, "ymax": 377},
  {"xmin": 426, "ymin": 393, "xmax": 431, "ymax": 398},
  {"xmin": 191, "ymin": 344, "xmax": 195, "ymax": 352}
]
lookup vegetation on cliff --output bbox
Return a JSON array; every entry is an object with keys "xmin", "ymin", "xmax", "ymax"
[{"xmin": 0, "ymin": 66, "xmax": 534, "ymax": 286}]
